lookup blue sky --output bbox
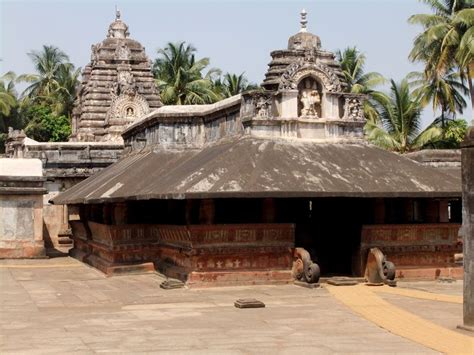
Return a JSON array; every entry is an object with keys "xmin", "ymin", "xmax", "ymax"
[{"xmin": 1, "ymin": 0, "xmax": 472, "ymax": 126}]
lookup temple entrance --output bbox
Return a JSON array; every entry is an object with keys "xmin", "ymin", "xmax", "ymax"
[{"xmin": 288, "ymin": 198, "xmax": 371, "ymax": 277}]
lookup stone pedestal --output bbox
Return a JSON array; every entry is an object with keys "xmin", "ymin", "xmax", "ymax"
[
  {"xmin": 461, "ymin": 126, "xmax": 474, "ymax": 328},
  {"xmin": 0, "ymin": 159, "xmax": 47, "ymax": 258}
]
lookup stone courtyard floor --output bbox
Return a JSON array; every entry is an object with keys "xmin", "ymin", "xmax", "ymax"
[{"xmin": 0, "ymin": 258, "xmax": 472, "ymax": 354}]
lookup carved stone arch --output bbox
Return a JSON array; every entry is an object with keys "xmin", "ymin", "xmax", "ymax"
[
  {"xmin": 106, "ymin": 93, "xmax": 150, "ymax": 124},
  {"xmin": 279, "ymin": 61, "xmax": 342, "ymax": 93}
]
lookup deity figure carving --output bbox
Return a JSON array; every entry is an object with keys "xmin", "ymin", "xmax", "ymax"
[
  {"xmin": 126, "ymin": 107, "xmax": 134, "ymax": 117},
  {"xmin": 299, "ymin": 79, "xmax": 321, "ymax": 117},
  {"xmin": 255, "ymin": 96, "xmax": 271, "ymax": 118},
  {"xmin": 116, "ymin": 43, "xmax": 131, "ymax": 61},
  {"xmin": 344, "ymin": 97, "xmax": 364, "ymax": 120}
]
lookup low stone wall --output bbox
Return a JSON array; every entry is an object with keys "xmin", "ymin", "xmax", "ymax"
[
  {"xmin": 0, "ymin": 159, "xmax": 47, "ymax": 258},
  {"xmin": 69, "ymin": 221, "xmax": 295, "ymax": 286},
  {"xmin": 361, "ymin": 223, "xmax": 462, "ymax": 278}
]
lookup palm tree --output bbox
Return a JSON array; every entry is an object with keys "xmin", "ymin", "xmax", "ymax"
[
  {"xmin": 365, "ymin": 78, "xmax": 442, "ymax": 153},
  {"xmin": 18, "ymin": 45, "xmax": 70, "ymax": 99},
  {"xmin": 0, "ymin": 72, "xmax": 17, "ymax": 117},
  {"xmin": 409, "ymin": 70, "xmax": 469, "ymax": 127},
  {"xmin": 52, "ymin": 63, "xmax": 81, "ymax": 117},
  {"xmin": 409, "ymin": 1, "xmax": 473, "ymax": 113},
  {"xmin": 153, "ymin": 42, "xmax": 221, "ymax": 105},
  {"xmin": 336, "ymin": 47, "xmax": 386, "ymax": 122},
  {"xmin": 214, "ymin": 73, "xmax": 257, "ymax": 98}
]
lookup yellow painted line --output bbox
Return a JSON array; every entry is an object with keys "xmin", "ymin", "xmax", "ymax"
[
  {"xmin": 373, "ymin": 285, "xmax": 462, "ymax": 304},
  {"xmin": 327, "ymin": 284, "xmax": 473, "ymax": 355},
  {"xmin": 0, "ymin": 264, "xmax": 83, "ymax": 269}
]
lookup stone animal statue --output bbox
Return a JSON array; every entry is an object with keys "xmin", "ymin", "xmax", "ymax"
[
  {"xmin": 365, "ymin": 247, "xmax": 396, "ymax": 286},
  {"xmin": 292, "ymin": 247, "xmax": 320, "ymax": 284}
]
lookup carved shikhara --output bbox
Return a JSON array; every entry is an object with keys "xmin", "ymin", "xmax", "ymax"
[{"xmin": 279, "ymin": 60, "xmax": 342, "ymax": 93}]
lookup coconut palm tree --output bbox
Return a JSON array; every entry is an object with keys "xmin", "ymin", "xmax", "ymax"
[
  {"xmin": 336, "ymin": 47, "xmax": 386, "ymax": 122},
  {"xmin": 18, "ymin": 45, "xmax": 70, "ymax": 99},
  {"xmin": 0, "ymin": 72, "xmax": 17, "ymax": 117},
  {"xmin": 153, "ymin": 42, "xmax": 221, "ymax": 105},
  {"xmin": 365, "ymin": 78, "xmax": 442, "ymax": 153},
  {"xmin": 52, "ymin": 63, "xmax": 81, "ymax": 117},
  {"xmin": 409, "ymin": 1, "xmax": 474, "ymax": 112},
  {"xmin": 214, "ymin": 73, "xmax": 257, "ymax": 98},
  {"xmin": 409, "ymin": 69, "xmax": 469, "ymax": 127}
]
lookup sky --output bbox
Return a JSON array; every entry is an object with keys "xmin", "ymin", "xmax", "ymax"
[{"xmin": 1, "ymin": 0, "xmax": 472, "ymax": 126}]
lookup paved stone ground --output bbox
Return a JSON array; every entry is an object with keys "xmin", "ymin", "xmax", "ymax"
[{"xmin": 0, "ymin": 258, "xmax": 469, "ymax": 354}]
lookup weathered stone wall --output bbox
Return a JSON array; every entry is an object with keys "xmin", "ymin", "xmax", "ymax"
[
  {"xmin": 461, "ymin": 126, "xmax": 474, "ymax": 327},
  {"xmin": 361, "ymin": 223, "xmax": 462, "ymax": 279},
  {"xmin": 69, "ymin": 220, "xmax": 295, "ymax": 286},
  {"xmin": 0, "ymin": 159, "xmax": 46, "ymax": 258}
]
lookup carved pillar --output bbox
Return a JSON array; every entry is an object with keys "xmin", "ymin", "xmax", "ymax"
[
  {"xmin": 280, "ymin": 90, "xmax": 299, "ymax": 118},
  {"xmin": 461, "ymin": 125, "xmax": 474, "ymax": 330},
  {"xmin": 262, "ymin": 198, "xmax": 276, "ymax": 223},
  {"xmin": 439, "ymin": 200, "xmax": 449, "ymax": 223},
  {"xmin": 113, "ymin": 202, "xmax": 128, "ymax": 225},
  {"xmin": 199, "ymin": 199, "xmax": 215, "ymax": 225}
]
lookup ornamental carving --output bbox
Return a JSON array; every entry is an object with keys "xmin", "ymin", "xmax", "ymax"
[
  {"xmin": 106, "ymin": 93, "xmax": 150, "ymax": 123},
  {"xmin": 279, "ymin": 61, "xmax": 342, "ymax": 93},
  {"xmin": 253, "ymin": 93, "xmax": 272, "ymax": 119},
  {"xmin": 115, "ymin": 43, "xmax": 131, "ymax": 61},
  {"xmin": 343, "ymin": 97, "xmax": 364, "ymax": 121}
]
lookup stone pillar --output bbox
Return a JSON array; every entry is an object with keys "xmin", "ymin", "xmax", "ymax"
[
  {"xmin": 439, "ymin": 200, "xmax": 449, "ymax": 223},
  {"xmin": 460, "ymin": 125, "xmax": 474, "ymax": 330},
  {"xmin": 262, "ymin": 198, "xmax": 276, "ymax": 223},
  {"xmin": 280, "ymin": 90, "xmax": 299, "ymax": 118},
  {"xmin": 374, "ymin": 198, "xmax": 385, "ymax": 224},
  {"xmin": 113, "ymin": 202, "xmax": 128, "ymax": 225},
  {"xmin": 199, "ymin": 199, "xmax": 215, "ymax": 225}
]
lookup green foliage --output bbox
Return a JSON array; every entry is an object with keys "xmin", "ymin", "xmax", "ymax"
[
  {"xmin": 409, "ymin": 0, "xmax": 473, "ymax": 111},
  {"xmin": 23, "ymin": 104, "xmax": 71, "ymax": 142},
  {"xmin": 364, "ymin": 78, "xmax": 443, "ymax": 153},
  {"xmin": 17, "ymin": 45, "xmax": 80, "ymax": 117},
  {"xmin": 213, "ymin": 72, "xmax": 258, "ymax": 98},
  {"xmin": 336, "ymin": 47, "xmax": 386, "ymax": 122},
  {"xmin": 153, "ymin": 42, "xmax": 221, "ymax": 105},
  {"xmin": 427, "ymin": 118, "xmax": 468, "ymax": 148}
]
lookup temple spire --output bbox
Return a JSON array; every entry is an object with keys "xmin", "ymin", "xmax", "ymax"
[
  {"xmin": 300, "ymin": 9, "xmax": 308, "ymax": 33},
  {"xmin": 115, "ymin": 5, "xmax": 121, "ymax": 20}
]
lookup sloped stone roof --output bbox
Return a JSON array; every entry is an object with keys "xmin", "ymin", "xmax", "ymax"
[{"xmin": 52, "ymin": 137, "xmax": 461, "ymax": 205}]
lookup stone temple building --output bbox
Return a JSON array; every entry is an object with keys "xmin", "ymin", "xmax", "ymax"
[
  {"xmin": 70, "ymin": 9, "xmax": 162, "ymax": 142},
  {"xmin": 52, "ymin": 11, "xmax": 462, "ymax": 286},
  {"xmin": 3, "ymin": 10, "xmax": 160, "ymax": 253}
]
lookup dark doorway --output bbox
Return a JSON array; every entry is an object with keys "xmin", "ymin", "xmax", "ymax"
[{"xmin": 290, "ymin": 198, "xmax": 372, "ymax": 277}]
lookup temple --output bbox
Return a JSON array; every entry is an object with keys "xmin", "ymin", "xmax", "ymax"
[{"xmin": 51, "ymin": 10, "xmax": 463, "ymax": 286}]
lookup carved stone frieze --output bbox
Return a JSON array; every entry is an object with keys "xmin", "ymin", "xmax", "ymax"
[
  {"xmin": 106, "ymin": 93, "xmax": 150, "ymax": 123},
  {"xmin": 279, "ymin": 60, "xmax": 342, "ymax": 93},
  {"xmin": 253, "ymin": 93, "xmax": 273, "ymax": 119}
]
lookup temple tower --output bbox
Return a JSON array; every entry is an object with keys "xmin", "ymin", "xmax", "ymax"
[{"xmin": 70, "ymin": 10, "xmax": 162, "ymax": 142}]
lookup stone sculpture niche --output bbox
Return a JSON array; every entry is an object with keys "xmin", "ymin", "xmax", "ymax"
[{"xmin": 298, "ymin": 76, "xmax": 322, "ymax": 118}]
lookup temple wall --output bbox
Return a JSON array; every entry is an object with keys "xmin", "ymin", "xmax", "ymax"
[
  {"xmin": 0, "ymin": 159, "xmax": 46, "ymax": 258},
  {"xmin": 69, "ymin": 220, "xmax": 295, "ymax": 286},
  {"xmin": 361, "ymin": 223, "xmax": 462, "ymax": 279},
  {"xmin": 5, "ymin": 134, "xmax": 123, "ymax": 250}
]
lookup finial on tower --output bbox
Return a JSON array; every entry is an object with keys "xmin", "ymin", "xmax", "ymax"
[
  {"xmin": 115, "ymin": 5, "xmax": 121, "ymax": 20},
  {"xmin": 300, "ymin": 9, "xmax": 308, "ymax": 33}
]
